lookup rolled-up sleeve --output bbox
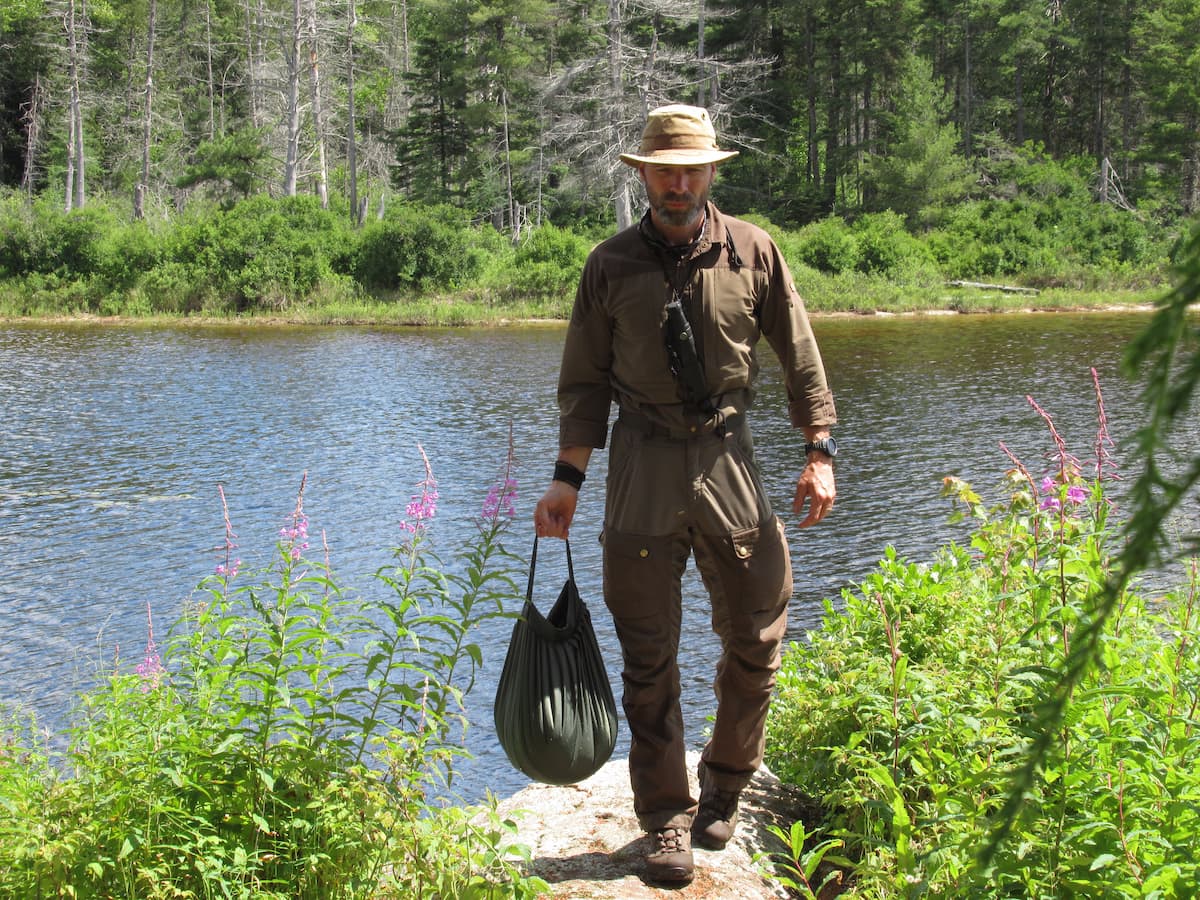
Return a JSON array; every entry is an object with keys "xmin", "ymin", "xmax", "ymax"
[
  {"xmin": 758, "ymin": 244, "xmax": 837, "ymax": 428},
  {"xmin": 557, "ymin": 260, "xmax": 614, "ymax": 449}
]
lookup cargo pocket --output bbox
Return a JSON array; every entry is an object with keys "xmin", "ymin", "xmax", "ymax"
[
  {"xmin": 696, "ymin": 517, "xmax": 792, "ymax": 620},
  {"xmin": 600, "ymin": 528, "xmax": 684, "ymax": 620},
  {"xmin": 730, "ymin": 525, "xmax": 761, "ymax": 562}
]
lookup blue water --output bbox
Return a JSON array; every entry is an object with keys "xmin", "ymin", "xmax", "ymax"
[{"xmin": 1, "ymin": 312, "xmax": 1192, "ymax": 803}]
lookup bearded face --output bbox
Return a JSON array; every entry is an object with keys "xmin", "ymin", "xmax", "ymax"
[{"xmin": 641, "ymin": 164, "xmax": 715, "ymax": 232}]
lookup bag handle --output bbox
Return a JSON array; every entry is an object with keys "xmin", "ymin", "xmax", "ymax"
[{"xmin": 526, "ymin": 536, "xmax": 574, "ymax": 603}]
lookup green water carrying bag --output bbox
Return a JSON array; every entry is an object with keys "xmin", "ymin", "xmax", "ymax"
[{"xmin": 493, "ymin": 537, "xmax": 618, "ymax": 785}]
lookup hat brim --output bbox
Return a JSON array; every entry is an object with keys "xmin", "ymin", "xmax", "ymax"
[{"xmin": 620, "ymin": 148, "xmax": 739, "ymax": 167}]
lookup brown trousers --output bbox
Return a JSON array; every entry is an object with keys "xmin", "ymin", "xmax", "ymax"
[{"xmin": 601, "ymin": 416, "xmax": 793, "ymax": 831}]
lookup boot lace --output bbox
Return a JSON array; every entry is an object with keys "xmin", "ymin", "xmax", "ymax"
[{"xmin": 654, "ymin": 826, "xmax": 688, "ymax": 854}]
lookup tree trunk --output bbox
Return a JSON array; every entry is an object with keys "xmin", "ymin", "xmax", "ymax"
[
  {"xmin": 1183, "ymin": 118, "xmax": 1199, "ymax": 215},
  {"xmin": 347, "ymin": 0, "xmax": 359, "ymax": 223},
  {"xmin": 204, "ymin": 0, "xmax": 217, "ymax": 139},
  {"xmin": 1014, "ymin": 61, "xmax": 1025, "ymax": 145},
  {"xmin": 64, "ymin": 0, "xmax": 86, "ymax": 211},
  {"xmin": 823, "ymin": 37, "xmax": 842, "ymax": 213},
  {"xmin": 805, "ymin": 8, "xmax": 819, "ymax": 188},
  {"xmin": 245, "ymin": 0, "xmax": 268, "ymax": 127},
  {"xmin": 962, "ymin": 0, "xmax": 972, "ymax": 156},
  {"xmin": 1093, "ymin": 3, "xmax": 1106, "ymax": 161},
  {"xmin": 306, "ymin": 0, "xmax": 329, "ymax": 208},
  {"xmin": 21, "ymin": 74, "xmax": 44, "ymax": 201},
  {"xmin": 134, "ymin": 0, "xmax": 157, "ymax": 220},
  {"xmin": 502, "ymin": 88, "xmax": 517, "ymax": 240},
  {"xmin": 283, "ymin": 0, "xmax": 302, "ymax": 196},
  {"xmin": 608, "ymin": 0, "xmax": 633, "ymax": 231}
]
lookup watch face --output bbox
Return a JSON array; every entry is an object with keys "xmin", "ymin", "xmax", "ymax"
[{"xmin": 824, "ymin": 436, "xmax": 838, "ymax": 456}]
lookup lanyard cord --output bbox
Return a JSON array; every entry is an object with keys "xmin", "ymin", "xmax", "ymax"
[
  {"xmin": 637, "ymin": 210, "xmax": 706, "ymax": 300},
  {"xmin": 637, "ymin": 208, "xmax": 743, "ymax": 299}
]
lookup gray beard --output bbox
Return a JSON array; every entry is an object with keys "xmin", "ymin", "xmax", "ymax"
[{"xmin": 653, "ymin": 198, "xmax": 705, "ymax": 229}]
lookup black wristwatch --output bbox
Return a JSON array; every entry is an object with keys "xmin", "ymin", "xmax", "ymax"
[{"xmin": 804, "ymin": 437, "xmax": 838, "ymax": 458}]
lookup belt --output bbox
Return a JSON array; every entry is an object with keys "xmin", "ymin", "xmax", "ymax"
[{"xmin": 617, "ymin": 406, "xmax": 743, "ymax": 440}]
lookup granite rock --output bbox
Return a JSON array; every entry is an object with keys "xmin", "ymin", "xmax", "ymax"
[{"xmin": 492, "ymin": 751, "xmax": 825, "ymax": 899}]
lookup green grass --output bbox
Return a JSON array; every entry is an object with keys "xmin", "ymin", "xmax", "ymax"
[{"xmin": 0, "ymin": 277, "xmax": 1161, "ymax": 327}]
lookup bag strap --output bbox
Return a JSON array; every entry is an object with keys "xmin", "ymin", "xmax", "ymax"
[{"xmin": 526, "ymin": 536, "xmax": 574, "ymax": 603}]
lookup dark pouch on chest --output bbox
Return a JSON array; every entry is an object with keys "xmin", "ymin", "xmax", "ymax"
[
  {"xmin": 493, "ymin": 537, "xmax": 618, "ymax": 785},
  {"xmin": 664, "ymin": 295, "xmax": 712, "ymax": 409}
]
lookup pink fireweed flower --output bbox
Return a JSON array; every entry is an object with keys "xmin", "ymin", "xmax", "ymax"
[
  {"xmin": 136, "ymin": 602, "xmax": 165, "ymax": 692},
  {"xmin": 1066, "ymin": 484, "xmax": 1088, "ymax": 505},
  {"xmin": 400, "ymin": 486, "xmax": 439, "ymax": 533},
  {"xmin": 482, "ymin": 477, "xmax": 518, "ymax": 521},
  {"xmin": 280, "ymin": 515, "xmax": 310, "ymax": 559},
  {"xmin": 399, "ymin": 447, "xmax": 439, "ymax": 535},
  {"xmin": 216, "ymin": 559, "xmax": 242, "ymax": 579},
  {"xmin": 1038, "ymin": 475, "xmax": 1062, "ymax": 510}
]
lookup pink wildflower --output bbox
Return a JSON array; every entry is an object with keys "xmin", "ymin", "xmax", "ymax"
[
  {"xmin": 400, "ymin": 446, "xmax": 439, "ymax": 535},
  {"xmin": 482, "ymin": 477, "xmax": 518, "ymax": 520},
  {"xmin": 1066, "ymin": 484, "xmax": 1088, "ymax": 505},
  {"xmin": 135, "ymin": 602, "xmax": 165, "ymax": 692},
  {"xmin": 281, "ymin": 514, "xmax": 310, "ymax": 559}
]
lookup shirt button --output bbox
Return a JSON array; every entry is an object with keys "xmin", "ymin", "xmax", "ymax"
[
  {"xmin": 639, "ymin": 548, "xmax": 649, "ymax": 558},
  {"xmin": 689, "ymin": 425, "xmax": 697, "ymax": 433}
]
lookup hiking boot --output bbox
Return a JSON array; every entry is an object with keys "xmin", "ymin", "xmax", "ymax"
[
  {"xmin": 693, "ymin": 759, "xmax": 741, "ymax": 850},
  {"xmin": 645, "ymin": 826, "xmax": 694, "ymax": 884}
]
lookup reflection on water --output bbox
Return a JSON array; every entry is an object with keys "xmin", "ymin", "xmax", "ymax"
[{"xmin": 0, "ymin": 312, "xmax": 1192, "ymax": 802}]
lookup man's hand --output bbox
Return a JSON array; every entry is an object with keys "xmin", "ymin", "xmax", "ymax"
[
  {"xmin": 793, "ymin": 457, "xmax": 835, "ymax": 528},
  {"xmin": 535, "ymin": 481, "xmax": 579, "ymax": 538}
]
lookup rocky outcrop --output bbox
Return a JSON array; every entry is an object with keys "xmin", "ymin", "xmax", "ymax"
[{"xmin": 493, "ymin": 751, "xmax": 821, "ymax": 898}]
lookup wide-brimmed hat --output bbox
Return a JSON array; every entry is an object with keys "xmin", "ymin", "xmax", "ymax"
[{"xmin": 619, "ymin": 104, "xmax": 739, "ymax": 167}]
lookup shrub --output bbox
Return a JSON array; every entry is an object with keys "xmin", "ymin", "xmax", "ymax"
[
  {"xmin": 93, "ymin": 219, "xmax": 163, "ymax": 293},
  {"xmin": 0, "ymin": 196, "xmax": 119, "ymax": 281},
  {"xmin": 354, "ymin": 203, "xmax": 495, "ymax": 294},
  {"xmin": 0, "ymin": 453, "xmax": 548, "ymax": 899},
  {"xmin": 850, "ymin": 211, "xmax": 931, "ymax": 277},
  {"xmin": 152, "ymin": 195, "xmax": 353, "ymax": 310},
  {"xmin": 496, "ymin": 223, "xmax": 590, "ymax": 301},
  {"xmin": 765, "ymin": 384, "xmax": 1200, "ymax": 898},
  {"xmin": 795, "ymin": 216, "xmax": 860, "ymax": 274}
]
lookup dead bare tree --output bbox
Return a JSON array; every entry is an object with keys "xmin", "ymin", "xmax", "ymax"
[
  {"xmin": 63, "ymin": 0, "xmax": 88, "ymax": 211},
  {"xmin": 347, "ymin": 0, "xmax": 359, "ymax": 223},
  {"xmin": 540, "ymin": 0, "xmax": 768, "ymax": 230},
  {"xmin": 282, "ymin": 0, "xmax": 302, "ymax": 195},
  {"xmin": 305, "ymin": 0, "xmax": 329, "ymax": 208},
  {"xmin": 21, "ymin": 75, "xmax": 46, "ymax": 201},
  {"xmin": 133, "ymin": 0, "xmax": 157, "ymax": 219}
]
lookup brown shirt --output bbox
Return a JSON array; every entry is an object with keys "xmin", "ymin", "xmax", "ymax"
[{"xmin": 558, "ymin": 204, "xmax": 836, "ymax": 449}]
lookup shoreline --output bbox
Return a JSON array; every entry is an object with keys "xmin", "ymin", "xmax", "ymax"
[{"xmin": 0, "ymin": 302, "xmax": 1164, "ymax": 330}]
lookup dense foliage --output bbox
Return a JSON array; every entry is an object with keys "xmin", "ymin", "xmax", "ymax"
[
  {"xmin": 766, "ymin": 382, "xmax": 1200, "ymax": 897},
  {"xmin": 1, "ymin": 0, "xmax": 1197, "ymax": 233},
  {"xmin": 0, "ymin": 178, "xmax": 1181, "ymax": 319},
  {"xmin": 0, "ymin": 455, "xmax": 548, "ymax": 899}
]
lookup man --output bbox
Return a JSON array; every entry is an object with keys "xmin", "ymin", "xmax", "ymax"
[{"xmin": 533, "ymin": 104, "xmax": 837, "ymax": 885}]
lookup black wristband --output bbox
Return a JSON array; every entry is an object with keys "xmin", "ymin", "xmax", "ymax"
[{"xmin": 553, "ymin": 460, "xmax": 586, "ymax": 491}]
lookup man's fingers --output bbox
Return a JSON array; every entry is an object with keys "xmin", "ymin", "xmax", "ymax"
[{"xmin": 793, "ymin": 468, "xmax": 835, "ymax": 528}]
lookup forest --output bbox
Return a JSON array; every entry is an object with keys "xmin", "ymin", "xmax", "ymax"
[{"xmin": 1, "ymin": 0, "xmax": 1198, "ymax": 316}]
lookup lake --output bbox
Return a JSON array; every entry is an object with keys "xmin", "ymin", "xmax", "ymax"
[{"xmin": 0, "ymin": 311, "xmax": 1192, "ymax": 803}]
